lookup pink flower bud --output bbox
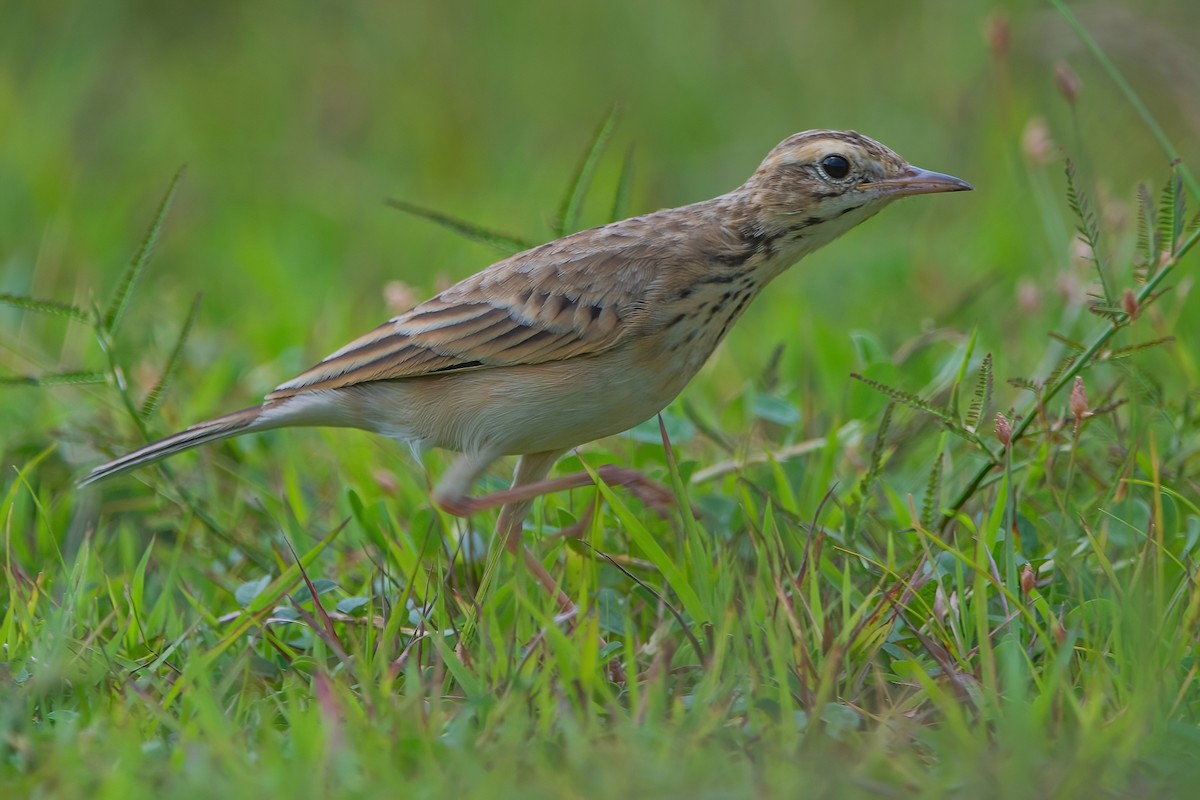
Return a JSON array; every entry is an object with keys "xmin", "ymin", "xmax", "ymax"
[{"xmin": 995, "ymin": 413, "xmax": 1012, "ymax": 449}]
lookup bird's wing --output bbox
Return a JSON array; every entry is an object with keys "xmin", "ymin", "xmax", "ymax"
[{"xmin": 266, "ymin": 229, "xmax": 665, "ymax": 400}]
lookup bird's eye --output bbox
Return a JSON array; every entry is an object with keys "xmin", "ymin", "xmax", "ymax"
[{"xmin": 820, "ymin": 154, "xmax": 851, "ymax": 180}]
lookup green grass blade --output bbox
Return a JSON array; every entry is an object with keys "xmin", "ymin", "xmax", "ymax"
[
  {"xmin": 585, "ymin": 463, "xmax": 710, "ymax": 626},
  {"xmin": 384, "ymin": 198, "xmax": 534, "ymax": 254},
  {"xmin": 0, "ymin": 292, "xmax": 88, "ymax": 322},
  {"xmin": 609, "ymin": 143, "xmax": 636, "ymax": 223},
  {"xmin": 555, "ymin": 107, "xmax": 618, "ymax": 237}
]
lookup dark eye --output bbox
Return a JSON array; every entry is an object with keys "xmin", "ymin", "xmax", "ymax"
[{"xmin": 820, "ymin": 154, "xmax": 851, "ymax": 180}]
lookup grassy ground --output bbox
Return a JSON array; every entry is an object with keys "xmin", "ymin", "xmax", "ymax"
[{"xmin": 4, "ymin": 1, "xmax": 1200, "ymax": 797}]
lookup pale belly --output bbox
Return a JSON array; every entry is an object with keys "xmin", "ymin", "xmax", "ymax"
[{"xmin": 346, "ymin": 341, "xmax": 704, "ymax": 456}]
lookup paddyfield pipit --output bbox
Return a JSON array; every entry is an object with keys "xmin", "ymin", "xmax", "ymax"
[{"xmin": 82, "ymin": 130, "xmax": 970, "ymax": 599}]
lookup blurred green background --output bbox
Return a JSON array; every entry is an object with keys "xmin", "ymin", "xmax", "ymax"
[
  {"xmin": 2, "ymin": 0, "xmax": 1198, "ymax": 473},
  {"xmin": 4, "ymin": 3, "xmax": 1200, "ymax": 795}
]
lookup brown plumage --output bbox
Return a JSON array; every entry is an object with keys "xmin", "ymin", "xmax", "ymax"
[{"xmin": 81, "ymin": 129, "xmax": 970, "ymax": 600}]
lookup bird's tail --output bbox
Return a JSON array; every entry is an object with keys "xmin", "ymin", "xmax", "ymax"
[{"xmin": 78, "ymin": 405, "xmax": 267, "ymax": 486}]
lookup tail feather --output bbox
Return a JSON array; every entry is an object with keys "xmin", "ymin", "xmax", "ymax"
[{"xmin": 78, "ymin": 406, "xmax": 267, "ymax": 486}]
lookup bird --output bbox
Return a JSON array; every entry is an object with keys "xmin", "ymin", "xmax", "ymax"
[{"xmin": 80, "ymin": 129, "xmax": 971, "ymax": 602}]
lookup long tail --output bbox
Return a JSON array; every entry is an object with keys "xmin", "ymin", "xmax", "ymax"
[{"xmin": 78, "ymin": 405, "xmax": 268, "ymax": 486}]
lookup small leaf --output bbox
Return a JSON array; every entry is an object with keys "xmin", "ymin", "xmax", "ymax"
[
  {"xmin": 631, "ymin": 411, "xmax": 694, "ymax": 444},
  {"xmin": 751, "ymin": 393, "xmax": 801, "ymax": 427},
  {"xmin": 1135, "ymin": 182, "xmax": 1156, "ymax": 266},
  {"xmin": 1106, "ymin": 336, "xmax": 1175, "ymax": 359},
  {"xmin": 1047, "ymin": 331, "xmax": 1086, "ymax": 351},
  {"xmin": 292, "ymin": 578, "xmax": 338, "ymax": 604},
  {"xmin": 335, "ymin": 596, "xmax": 370, "ymax": 615},
  {"xmin": 1043, "ymin": 354, "xmax": 1078, "ymax": 392},
  {"xmin": 1007, "ymin": 376, "xmax": 1042, "ymax": 395},
  {"xmin": 1064, "ymin": 158, "xmax": 1111, "ymax": 303},
  {"xmin": 819, "ymin": 703, "xmax": 862, "ymax": 741},
  {"xmin": 235, "ymin": 575, "xmax": 272, "ymax": 607},
  {"xmin": 1158, "ymin": 170, "xmax": 1182, "ymax": 258},
  {"xmin": 596, "ymin": 588, "xmax": 626, "ymax": 635}
]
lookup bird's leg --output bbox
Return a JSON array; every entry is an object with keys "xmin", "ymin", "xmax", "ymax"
[
  {"xmin": 434, "ymin": 452, "xmax": 677, "ymax": 606},
  {"xmin": 493, "ymin": 450, "xmax": 573, "ymax": 610},
  {"xmin": 434, "ymin": 450, "xmax": 630, "ymax": 681},
  {"xmin": 433, "ymin": 449, "xmax": 571, "ymax": 608},
  {"xmin": 430, "ymin": 447, "xmax": 503, "ymax": 517},
  {"xmin": 437, "ymin": 463, "xmax": 676, "ymax": 519},
  {"xmin": 496, "ymin": 451, "xmax": 627, "ymax": 683}
]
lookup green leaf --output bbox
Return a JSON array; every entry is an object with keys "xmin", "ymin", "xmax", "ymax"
[
  {"xmin": 1157, "ymin": 170, "xmax": 1183, "ymax": 258},
  {"xmin": 631, "ymin": 410, "xmax": 694, "ymax": 444},
  {"xmin": 335, "ymin": 596, "xmax": 370, "ymax": 615},
  {"xmin": 1064, "ymin": 158, "xmax": 1111, "ymax": 303},
  {"xmin": 819, "ymin": 703, "xmax": 862, "ymax": 741},
  {"xmin": 292, "ymin": 578, "xmax": 339, "ymax": 604},
  {"xmin": 751, "ymin": 393, "xmax": 801, "ymax": 427},
  {"xmin": 235, "ymin": 575, "xmax": 272, "ymax": 607},
  {"xmin": 1136, "ymin": 182, "xmax": 1156, "ymax": 266},
  {"xmin": 595, "ymin": 588, "xmax": 627, "ymax": 635},
  {"xmin": 588, "ymin": 465, "xmax": 709, "ymax": 625},
  {"xmin": 1006, "ymin": 376, "xmax": 1041, "ymax": 395},
  {"xmin": 1106, "ymin": 336, "xmax": 1175, "ymax": 359},
  {"xmin": 1043, "ymin": 354, "xmax": 1079, "ymax": 393}
]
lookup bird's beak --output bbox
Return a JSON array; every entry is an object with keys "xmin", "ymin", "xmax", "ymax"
[{"xmin": 866, "ymin": 166, "xmax": 973, "ymax": 197}]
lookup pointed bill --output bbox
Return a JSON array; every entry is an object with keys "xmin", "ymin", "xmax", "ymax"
[{"xmin": 868, "ymin": 166, "xmax": 973, "ymax": 197}]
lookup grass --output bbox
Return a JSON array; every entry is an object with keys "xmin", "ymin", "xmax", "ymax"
[{"xmin": 4, "ymin": 1, "xmax": 1200, "ymax": 797}]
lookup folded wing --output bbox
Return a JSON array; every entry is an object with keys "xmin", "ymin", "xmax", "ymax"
[{"xmin": 267, "ymin": 234, "xmax": 662, "ymax": 400}]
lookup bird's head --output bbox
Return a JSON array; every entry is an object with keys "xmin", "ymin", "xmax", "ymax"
[{"xmin": 742, "ymin": 129, "xmax": 971, "ymax": 250}]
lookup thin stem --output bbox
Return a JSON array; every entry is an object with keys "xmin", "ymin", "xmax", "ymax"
[{"xmin": 940, "ymin": 225, "xmax": 1198, "ymax": 531}]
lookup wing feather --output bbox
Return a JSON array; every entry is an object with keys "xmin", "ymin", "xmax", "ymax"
[{"xmin": 266, "ymin": 222, "xmax": 668, "ymax": 400}]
